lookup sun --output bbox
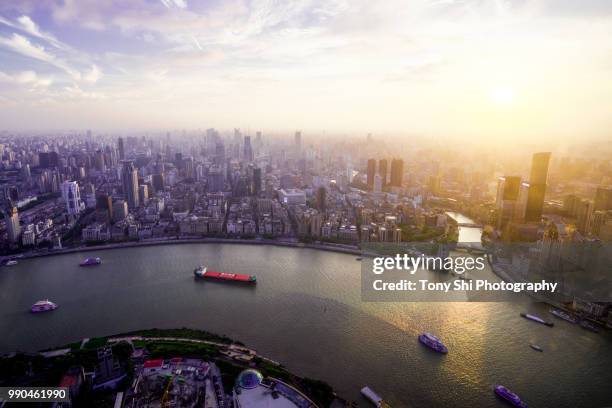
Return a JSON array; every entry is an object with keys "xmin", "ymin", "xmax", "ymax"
[{"xmin": 489, "ymin": 86, "xmax": 515, "ymax": 105}]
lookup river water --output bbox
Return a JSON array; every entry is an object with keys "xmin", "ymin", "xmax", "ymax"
[{"xmin": 0, "ymin": 214, "xmax": 610, "ymax": 407}]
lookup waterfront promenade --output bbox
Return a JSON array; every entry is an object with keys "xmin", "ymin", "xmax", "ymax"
[{"xmin": 3, "ymin": 236, "xmax": 363, "ymax": 261}]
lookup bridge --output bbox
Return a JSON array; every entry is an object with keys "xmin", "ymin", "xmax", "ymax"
[
  {"xmin": 455, "ymin": 242, "xmax": 488, "ymax": 254},
  {"xmin": 457, "ymin": 222, "xmax": 483, "ymax": 228}
]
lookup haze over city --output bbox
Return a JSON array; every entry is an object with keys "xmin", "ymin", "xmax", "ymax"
[
  {"xmin": 1, "ymin": 2, "xmax": 612, "ymax": 407},
  {"xmin": 1, "ymin": 0, "xmax": 612, "ymax": 142}
]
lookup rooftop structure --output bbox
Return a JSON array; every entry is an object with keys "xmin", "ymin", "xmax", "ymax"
[{"xmin": 233, "ymin": 369, "xmax": 318, "ymax": 408}]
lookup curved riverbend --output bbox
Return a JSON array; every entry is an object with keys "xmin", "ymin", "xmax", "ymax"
[{"xmin": 1, "ymin": 243, "xmax": 610, "ymax": 407}]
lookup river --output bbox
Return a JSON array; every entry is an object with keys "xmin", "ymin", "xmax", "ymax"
[{"xmin": 0, "ymin": 215, "xmax": 610, "ymax": 407}]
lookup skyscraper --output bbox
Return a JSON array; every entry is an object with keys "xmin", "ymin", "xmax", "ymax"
[
  {"xmin": 184, "ymin": 157, "xmax": 194, "ymax": 179},
  {"xmin": 373, "ymin": 174, "xmax": 383, "ymax": 193},
  {"xmin": 316, "ymin": 186, "xmax": 326, "ymax": 212},
  {"xmin": 379, "ymin": 159, "xmax": 388, "ymax": 186},
  {"xmin": 294, "ymin": 131, "xmax": 302, "ymax": 152},
  {"xmin": 428, "ymin": 175, "xmax": 441, "ymax": 195},
  {"xmin": 215, "ymin": 142, "xmax": 225, "ymax": 166},
  {"xmin": 139, "ymin": 184, "xmax": 149, "ymax": 206},
  {"xmin": 496, "ymin": 176, "xmax": 522, "ymax": 229},
  {"xmin": 21, "ymin": 164, "xmax": 31, "ymax": 180},
  {"xmin": 152, "ymin": 174, "xmax": 165, "ymax": 192},
  {"xmin": 252, "ymin": 168, "xmax": 262, "ymax": 196},
  {"xmin": 96, "ymin": 194, "xmax": 113, "ymax": 223},
  {"xmin": 243, "ymin": 136, "xmax": 253, "ymax": 161},
  {"xmin": 39, "ymin": 151, "xmax": 58, "ymax": 168},
  {"xmin": 5, "ymin": 205, "xmax": 20, "ymax": 243},
  {"xmin": 255, "ymin": 131, "xmax": 262, "ymax": 150},
  {"xmin": 61, "ymin": 181, "xmax": 82, "ymax": 215},
  {"xmin": 390, "ymin": 159, "xmax": 404, "ymax": 187},
  {"xmin": 515, "ymin": 181, "xmax": 530, "ymax": 221},
  {"xmin": 576, "ymin": 199, "xmax": 594, "ymax": 234},
  {"xmin": 207, "ymin": 167, "xmax": 225, "ymax": 192},
  {"xmin": 117, "ymin": 137, "xmax": 125, "ymax": 160},
  {"xmin": 366, "ymin": 159, "xmax": 376, "ymax": 189},
  {"xmin": 113, "ymin": 200, "xmax": 128, "ymax": 222},
  {"xmin": 94, "ymin": 150, "xmax": 106, "ymax": 172},
  {"xmin": 121, "ymin": 160, "xmax": 139, "ymax": 209},
  {"xmin": 525, "ymin": 152, "xmax": 551, "ymax": 222},
  {"xmin": 594, "ymin": 186, "xmax": 612, "ymax": 211}
]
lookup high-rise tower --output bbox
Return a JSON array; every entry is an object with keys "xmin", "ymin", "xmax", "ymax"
[
  {"xmin": 366, "ymin": 159, "xmax": 376, "ymax": 189},
  {"xmin": 121, "ymin": 160, "xmax": 139, "ymax": 209},
  {"xmin": 525, "ymin": 152, "xmax": 551, "ymax": 222},
  {"xmin": 379, "ymin": 159, "xmax": 388, "ymax": 186},
  {"xmin": 117, "ymin": 137, "xmax": 125, "ymax": 160},
  {"xmin": 390, "ymin": 159, "xmax": 404, "ymax": 187},
  {"xmin": 61, "ymin": 181, "xmax": 82, "ymax": 215}
]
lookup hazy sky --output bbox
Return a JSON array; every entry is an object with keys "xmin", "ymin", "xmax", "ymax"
[{"xmin": 0, "ymin": 0, "xmax": 611, "ymax": 141}]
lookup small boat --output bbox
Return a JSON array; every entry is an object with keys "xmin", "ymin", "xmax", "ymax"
[
  {"xmin": 579, "ymin": 320, "xmax": 600, "ymax": 333},
  {"xmin": 356, "ymin": 257, "xmax": 363, "ymax": 261},
  {"xmin": 5, "ymin": 260, "xmax": 18, "ymax": 266},
  {"xmin": 418, "ymin": 332, "xmax": 448, "ymax": 354},
  {"xmin": 79, "ymin": 257, "xmax": 101, "ymax": 266},
  {"xmin": 549, "ymin": 309, "xmax": 577, "ymax": 324},
  {"xmin": 529, "ymin": 343, "xmax": 543, "ymax": 352},
  {"xmin": 31, "ymin": 299, "xmax": 58, "ymax": 313},
  {"xmin": 360, "ymin": 386, "xmax": 390, "ymax": 407},
  {"xmin": 520, "ymin": 313, "xmax": 554, "ymax": 327},
  {"xmin": 494, "ymin": 385, "xmax": 527, "ymax": 407},
  {"xmin": 194, "ymin": 266, "xmax": 256, "ymax": 284}
]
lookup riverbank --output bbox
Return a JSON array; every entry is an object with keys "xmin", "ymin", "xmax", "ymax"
[
  {"xmin": 2, "ymin": 327, "xmax": 340, "ymax": 408},
  {"xmin": 486, "ymin": 253, "xmax": 609, "ymax": 329},
  {"xmin": 5, "ymin": 237, "xmax": 364, "ymax": 261}
]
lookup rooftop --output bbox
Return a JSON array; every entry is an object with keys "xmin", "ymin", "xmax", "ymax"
[
  {"xmin": 234, "ymin": 370, "xmax": 317, "ymax": 408},
  {"xmin": 143, "ymin": 358, "xmax": 164, "ymax": 369}
]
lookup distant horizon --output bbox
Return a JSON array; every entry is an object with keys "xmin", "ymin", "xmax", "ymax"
[{"xmin": 1, "ymin": 128, "xmax": 610, "ymax": 154}]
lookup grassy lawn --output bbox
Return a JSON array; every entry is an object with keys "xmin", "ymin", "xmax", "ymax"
[{"xmin": 117, "ymin": 327, "xmax": 240, "ymax": 345}]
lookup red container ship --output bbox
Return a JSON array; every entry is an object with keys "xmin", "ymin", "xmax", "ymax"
[{"xmin": 193, "ymin": 266, "xmax": 256, "ymax": 284}]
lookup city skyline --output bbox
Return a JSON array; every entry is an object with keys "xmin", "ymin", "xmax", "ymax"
[
  {"xmin": 0, "ymin": 0, "xmax": 611, "ymax": 142},
  {"xmin": 1, "ymin": 3, "xmax": 611, "ymax": 407}
]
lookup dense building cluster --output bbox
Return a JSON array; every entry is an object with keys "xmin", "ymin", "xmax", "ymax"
[
  {"xmin": 1, "ymin": 130, "xmax": 409, "ymax": 251},
  {"xmin": 0, "ymin": 131, "xmax": 610, "ymax": 254}
]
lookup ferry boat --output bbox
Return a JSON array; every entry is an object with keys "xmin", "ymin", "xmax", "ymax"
[
  {"xmin": 418, "ymin": 332, "xmax": 448, "ymax": 354},
  {"xmin": 529, "ymin": 343, "xmax": 543, "ymax": 352},
  {"xmin": 520, "ymin": 313, "xmax": 554, "ymax": 327},
  {"xmin": 193, "ymin": 266, "xmax": 256, "ymax": 284},
  {"xmin": 549, "ymin": 309, "xmax": 577, "ymax": 324},
  {"xmin": 360, "ymin": 386, "xmax": 391, "ymax": 408},
  {"xmin": 31, "ymin": 300, "xmax": 58, "ymax": 313},
  {"xmin": 80, "ymin": 257, "xmax": 101, "ymax": 266},
  {"xmin": 5, "ymin": 260, "xmax": 18, "ymax": 266},
  {"xmin": 494, "ymin": 385, "xmax": 528, "ymax": 407}
]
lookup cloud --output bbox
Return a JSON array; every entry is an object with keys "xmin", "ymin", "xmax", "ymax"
[
  {"xmin": 63, "ymin": 83, "xmax": 105, "ymax": 99},
  {"xmin": 16, "ymin": 15, "xmax": 43, "ymax": 37},
  {"xmin": 146, "ymin": 68, "xmax": 168, "ymax": 82},
  {"xmin": 0, "ymin": 32, "xmax": 82, "ymax": 79},
  {"xmin": 192, "ymin": 35, "xmax": 203, "ymax": 50},
  {"xmin": 1, "ymin": 0, "xmax": 612, "ymax": 137},
  {"xmin": 83, "ymin": 64, "xmax": 102, "ymax": 83},
  {"xmin": 0, "ymin": 14, "xmax": 67, "ymax": 49},
  {"xmin": 0, "ymin": 70, "xmax": 53, "ymax": 88},
  {"xmin": 0, "ymin": 33, "xmax": 54, "ymax": 62},
  {"xmin": 160, "ymin": 0, "xmax": 188, "ymax": 9}
]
